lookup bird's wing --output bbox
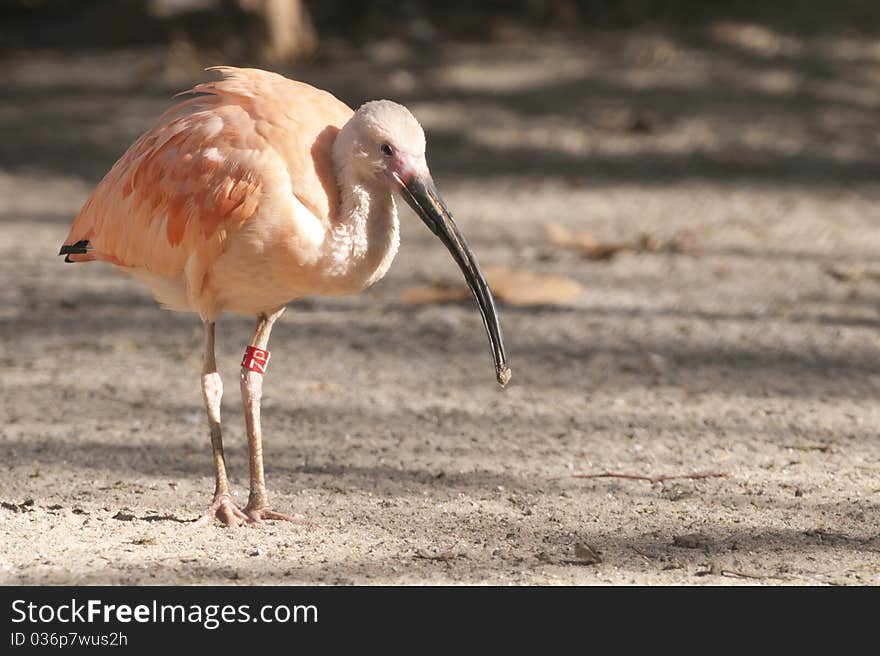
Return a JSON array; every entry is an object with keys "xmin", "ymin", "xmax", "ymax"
[{"xmin": 61, "ymin": 67, "xmax": 354, "ymax": 283}]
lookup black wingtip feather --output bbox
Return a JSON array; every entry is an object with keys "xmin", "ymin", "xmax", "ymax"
[{"xmin": 59, "ymin": 240, "xmax": 90, "ymax": 262}]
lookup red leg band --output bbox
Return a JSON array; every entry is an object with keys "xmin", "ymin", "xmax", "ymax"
[{"xmin": 241, "ymin": 345, "xmax": 270, "ymax": 374}]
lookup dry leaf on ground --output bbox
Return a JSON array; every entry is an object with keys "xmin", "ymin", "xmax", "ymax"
[
  {"xmin": 399, "ymin": 266, "xmax": 584, "ymax": 307},
  {"xmin": 573, "ymin": 543, "xmax": 602, "ymax": 564},
  {"xmin": 483, "ymin": 265, "xmax": 584, "ymax": 306},
  {"xmin": 547, "ymin": 223, "xmax": 700, "ymax": 259},
  {"xmin": 546, "ymin": 222, "xmax": 628, "ymax": 260},
  {"xmin": 398, "ymin": 283, "xmax": 469, "ymax": 305},
  {"xmin": 823, "ymin": 265, "xmax": 880, "ymax": 284}
]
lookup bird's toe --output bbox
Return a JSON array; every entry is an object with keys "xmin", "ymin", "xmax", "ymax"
[
  {"xmin": 198, "ymin": 494, "xmax": 249, "ymax": 528},
  {"xmin": 243, "ymin": 506, "xmax": 316, "ymax": 527}
]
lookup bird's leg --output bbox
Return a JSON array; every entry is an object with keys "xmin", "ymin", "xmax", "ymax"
[
  {"xmin": 240, "ymin": 307, "xmax": 308, "ymax": 524},
  {"xmin": 199, "ymin": 320, "xmax": 249, "ymax": 527}
]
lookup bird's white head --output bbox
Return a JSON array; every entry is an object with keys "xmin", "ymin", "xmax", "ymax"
[
  {"xmin": 334, "ymin": 99, "xmax": 429, "ymax": 188},
  {"xmin": 333, "ymin": 98, "xmax": 511, "ymax": 387}
]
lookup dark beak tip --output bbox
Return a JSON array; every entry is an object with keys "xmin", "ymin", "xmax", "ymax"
[{"xmin": 497, "ymin": 367, "xmax": 512, "ymax": 387}]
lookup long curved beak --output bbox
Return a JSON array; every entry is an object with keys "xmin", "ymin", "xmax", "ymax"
[{"xmin": 397, "ymin": 173, "xmax": 511, "ymax": 387}]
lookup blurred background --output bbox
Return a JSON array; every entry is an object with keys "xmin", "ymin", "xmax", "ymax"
[{"xmin": 1, "ymin": 2, "xmax": 879, "ymax": 584}]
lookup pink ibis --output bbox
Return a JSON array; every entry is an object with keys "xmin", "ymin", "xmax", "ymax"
[{"xmin": 59, "ymin": 67, "xmax": 510, "ymax": 526}]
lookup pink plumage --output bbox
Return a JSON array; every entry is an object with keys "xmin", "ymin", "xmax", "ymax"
[{"xmin": 63, "ymin": 67, "xmax": 355, "ymax": 319}]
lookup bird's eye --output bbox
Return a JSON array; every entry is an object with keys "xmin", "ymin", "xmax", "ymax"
[{"xmin": 380, "ymin": 143, "xmax": 394, "ymax": 157}]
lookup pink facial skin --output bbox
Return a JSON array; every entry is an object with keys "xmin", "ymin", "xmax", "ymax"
[{"xmin": 384, "ymin": 148, "xmax": 430, "ymax": 189}]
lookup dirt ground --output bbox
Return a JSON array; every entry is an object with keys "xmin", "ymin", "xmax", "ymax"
[{"xmin": 1, "ymin": 25, "xmax": 879, "ymax": 585}]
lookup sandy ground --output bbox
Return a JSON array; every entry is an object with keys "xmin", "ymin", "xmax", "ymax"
[{"xmin": 1, "ymin": 26, "xmax": 879, "ymax": 585}]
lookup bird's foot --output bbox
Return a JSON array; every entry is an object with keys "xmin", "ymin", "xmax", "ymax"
[
  {"xmin": 243, "ymin": 504, "xmax": 316, "ymax": 527},
  {"xmin": 198, "ymin": 493, "xmax": 250, "ymax": 528},
  {"xmin": 197, "ymin": 495, "xmax": 315, "ymax": 528}
]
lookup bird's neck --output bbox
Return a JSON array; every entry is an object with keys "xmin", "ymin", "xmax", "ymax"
[{"xmin": 322, "ymin": 176, "xmax": 400, "ymax": 288}]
